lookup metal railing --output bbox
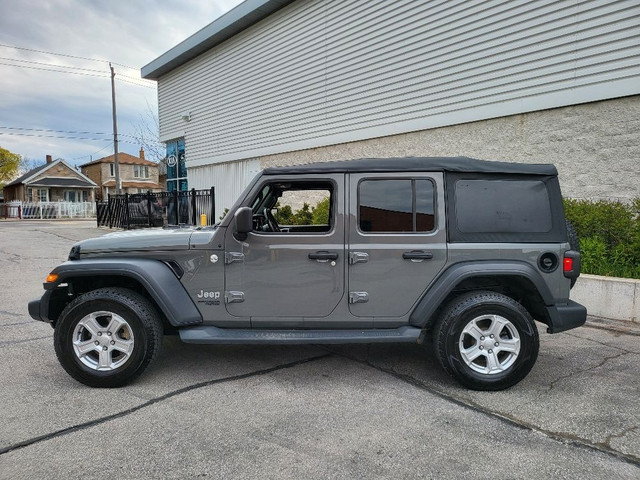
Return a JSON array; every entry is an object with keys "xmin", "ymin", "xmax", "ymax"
[
  {"xmin": 2, "ymin": 201, "xmax": 96, "ymax": 219},
  {"xmin": 97, "ymin": 188, "xmax": 215, "ymax": 229}
]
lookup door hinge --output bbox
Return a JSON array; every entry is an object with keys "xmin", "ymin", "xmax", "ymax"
[
  {"xmin": 349, "ymin": 252, "xmax": 369, "ymax": 265},
  {"xmin": 225, "ymin": 252, "xmax": 244, "ymax": 264},
  {"xmin": 349, "ymin": 291, "xmax": 369, "ymax": 304},
  {"xmin": 225, "ymin": 291, "xmax": 245, "ymax": 304}
]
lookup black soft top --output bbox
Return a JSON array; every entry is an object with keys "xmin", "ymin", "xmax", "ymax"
[{"xmin": 263, "ymin": 156, "xmax": 557, "ymax": 176}]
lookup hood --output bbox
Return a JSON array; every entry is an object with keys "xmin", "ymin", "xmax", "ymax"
[{"xmin": 77, "ymin": 227, "xmax": 196, "ymax": 254}]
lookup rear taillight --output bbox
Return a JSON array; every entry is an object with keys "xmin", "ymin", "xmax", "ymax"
[
  {"xmin": 563, "ymin": 251, "xmax": 580, "ymax": 283},
  {"xmin": 563, "ymin": 257, "xmax": 574, "ymax": 273}
]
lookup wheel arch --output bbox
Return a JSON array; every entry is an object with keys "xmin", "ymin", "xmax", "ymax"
[
  {"xmin": 43, "ymin": 258, "xmax": 202, "ymax": 328},
  {"xmin": 410, "ymin": 261, "xmax": 554, "ymax": 330}
]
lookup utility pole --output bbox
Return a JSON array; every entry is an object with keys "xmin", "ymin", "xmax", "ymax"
[{"xmin": 109, "ymin": 63, "xmax": 122, "ymax": 194}]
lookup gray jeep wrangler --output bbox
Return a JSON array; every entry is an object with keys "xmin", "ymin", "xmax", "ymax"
[{"xmin": 29, "ymin": 157, "xmax": 585, "ymax": 390}]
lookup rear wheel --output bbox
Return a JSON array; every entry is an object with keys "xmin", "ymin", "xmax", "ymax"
[
  {"xmin": 433, "ymin": 291, "xmax": 539, "ymax": 391},
  {"xmin": 54, "ymin": 288, "xmax": 163, "ymax": 388}
]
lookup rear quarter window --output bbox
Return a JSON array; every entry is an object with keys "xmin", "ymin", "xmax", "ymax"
[{"xmin": 455, "ymin": 180, "xmax": 552, "ymax": 233}]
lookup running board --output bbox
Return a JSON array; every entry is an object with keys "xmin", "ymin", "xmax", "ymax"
[{"xmin": 179, "ymin": 325, "xmax": 422, "ymax": 345}]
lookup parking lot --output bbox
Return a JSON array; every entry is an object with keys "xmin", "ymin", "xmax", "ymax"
[{"xmin": 0, "ymin": 220, "xmax": 638, "ymax": 479}]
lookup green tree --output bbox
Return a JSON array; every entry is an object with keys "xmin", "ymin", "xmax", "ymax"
[
  {"xmin": 292, "ymin": 202, "xmax": 313, "ymax": 225},
  {"xmin": 0, "ymin": 146, "xmax": 21, "ymax": 186},
  {"xmin": 312, "ymin": 197, "xmax": 330, "ymax": 225},
  {"xmin": 274, "ymin": 202, "xmax": 294, "ymax": 225}
]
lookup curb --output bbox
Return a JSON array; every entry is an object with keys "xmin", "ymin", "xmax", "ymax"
[{"xmin": 571, "ymin": 274, "xmax": 639, "ymax": 324}]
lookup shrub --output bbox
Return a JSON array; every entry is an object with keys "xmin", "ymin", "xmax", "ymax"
[
  {"xmin": 311, "ymin": 197, "xmax": 330, "ymax": 225},
  {"xmin": 564, "ymin": 198, "xmax": 640, "ymax": 279},
  {"xmin": 275, "ymin": 198, "xmax": 330, "ymax": 226}
]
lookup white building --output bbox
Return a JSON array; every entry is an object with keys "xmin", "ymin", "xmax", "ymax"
[{"xmin": 142, "ymin": 0, "xmax": 640, "ymax": 217}]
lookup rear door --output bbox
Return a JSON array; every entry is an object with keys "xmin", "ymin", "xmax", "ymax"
[{"xmin": 347, "ymin": 172, "xmax": 447, "ymax": 323}]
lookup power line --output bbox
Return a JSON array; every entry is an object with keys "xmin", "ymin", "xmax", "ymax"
[
  {"xmin": 118, "ymin": 73, "xmax": 156, "ymax": 84},
  {"xmin": 0, "ymin": 56, "xmax": 107, "ymax": 74},
  {"xmin": 71, "ymin": 143, "xmax": 113, "ymax": 161},
  {"xmin": 0, "ymin": 131, "xmax": 153, "ymax": 146},
  {"xmin": 114, "ymin": 77, "xmax": 157, "ymax": 89},
  {"xmin": 0, "ymin": 43, "xmax": 139, "ymax": 71},
  {"xmin": 0, "ymin": 61, "xmax": 157, "ymax": 88},
  {"xmin": 0, "ymin": 125, "xmax": 150, "ymax": 140},
  {"xmin": 0, "ymin": 61, "xmax": 109, "ymax": 78}
]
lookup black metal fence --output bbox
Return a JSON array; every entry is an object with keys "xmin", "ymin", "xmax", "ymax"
[{"xmin": 97, "ymin": 187, "xmax": 215, "ymax": 229}]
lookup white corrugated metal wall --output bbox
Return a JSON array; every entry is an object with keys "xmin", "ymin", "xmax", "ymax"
[
  {"xmin": 188, "ymin": 158, "xmax": 261, "ymax": 218},
  {"xmin": 158, "ymin": 0, "xmax": 640, "ymax": 167}
]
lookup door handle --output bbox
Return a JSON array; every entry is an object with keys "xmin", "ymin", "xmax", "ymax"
[
  {"xmin": 308, "ymin": 251, "xmax": 338, "ymax": 262},
  {"xmin": 402, "ymin": 250, "xmax": 433, "ymax": 261}
]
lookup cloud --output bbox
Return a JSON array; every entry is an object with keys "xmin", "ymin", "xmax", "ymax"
[{"xmin": 0, "ymin": 0, "xmax": 243, "ymax": 166}]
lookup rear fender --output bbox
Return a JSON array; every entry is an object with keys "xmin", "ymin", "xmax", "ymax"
[{"xmin": 409, "ymin": 261, "xmax": 555, "ymax": 328}]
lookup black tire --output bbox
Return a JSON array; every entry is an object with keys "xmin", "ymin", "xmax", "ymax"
[
  {"xmin": 54, "ymin": 287, "xmax": 163, "ymax": 388},
  {"xmin": 433, "ymin": 291, "xmax": 539, "ymax": 391},
  {"xmin": 565, "ymin": 219, "xmax": 580, "ymax": 288}
]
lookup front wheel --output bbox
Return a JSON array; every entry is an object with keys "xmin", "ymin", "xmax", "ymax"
[
  {"xmin": 433, "ymin": 291, "xmax": 539, "ymax": 391},
  {"xmin": 54, "ymin": 288, "xmax": 163, "ymax": 388}
]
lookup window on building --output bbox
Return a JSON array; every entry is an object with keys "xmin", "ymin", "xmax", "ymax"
[
  {"xmin": 110, "ymin": 164, "xmax": 114, "ymax": 176},
  {"xmin": 37, "ymin": 189, "xmax": 48, "ymax": 203},
  {"xmin": 133, "ymin": 165, "xmax": 150, "ymax": 179},
  {"xmin": 359, "ymin": 179, "xmax": 435, "ymax": 233},
  {"xmin": 27, "ymin": 188, "xmax": 33, "ymax": 202},
  {"xmin": 166, "ymin": 138, "xmax": 187, "ymax": 192},
  {"xmin": 82, "ymin": 191, "xmax": 89, "ymax": 202},
  {"xmin": 64, "ymin": 191, "xmax": 80, "ymax": 202}
]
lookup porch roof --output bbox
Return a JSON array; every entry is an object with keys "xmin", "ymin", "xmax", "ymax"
[{"xmin": 28, "ymin": 178, "xmax": 95, "ymax": 188}]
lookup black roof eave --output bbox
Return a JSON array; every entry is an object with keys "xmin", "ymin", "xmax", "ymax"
[{"xmin": 262, "ymin": 157, "xmax": 558, "ymax": 176}]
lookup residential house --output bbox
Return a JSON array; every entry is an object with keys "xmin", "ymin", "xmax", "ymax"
[
  {"xmin": 80, "ymin": 149, "xmax": 162, "ymax": 200},
  {"xmin": 3, "ymin": 155, "xmax": 96, "ymax": 203},
  {"xmin": 142, "ymin": 0, "xmax": 640, "ymax": 218}
]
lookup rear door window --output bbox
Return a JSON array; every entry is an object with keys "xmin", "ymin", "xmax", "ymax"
[{"xmin": 359, "ymin": 179, "xmax": 435, "ymax": 233}]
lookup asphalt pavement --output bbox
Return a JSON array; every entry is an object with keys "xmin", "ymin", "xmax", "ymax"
[{"xmin": 0, "ymin": 219, "xmax": 638, "ymax": 479}]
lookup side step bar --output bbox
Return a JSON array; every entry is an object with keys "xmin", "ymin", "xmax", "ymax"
[{"xmin": 179, "ymin": 325, "xmax": 422, "ymax": 345}]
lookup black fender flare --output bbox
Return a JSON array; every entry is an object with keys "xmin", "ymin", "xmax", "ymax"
[
  {"xmin": 45, "ymin": 258, "xmax": 202, "ymax": 327},
  {"xmin": 409, "ymin": 261, "xmax": 554, "ymax": 328}
]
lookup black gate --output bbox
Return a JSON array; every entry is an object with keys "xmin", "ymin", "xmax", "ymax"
[{"xmin": 97, "ymin": 187, "xmax": 215, "ymax": 229}]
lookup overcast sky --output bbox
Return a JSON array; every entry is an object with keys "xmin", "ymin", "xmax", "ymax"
[{"xmin": 0, "ymin": 0, "xmax": 243, "ymax": 167}]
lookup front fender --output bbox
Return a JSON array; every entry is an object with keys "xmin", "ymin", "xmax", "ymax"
[
  {"xmin": 41, "ymin": 258, "xmax": 202, "ymax": 327},
  {"xmin": 409, "ymin": 261, "xmax": 555, "ymax": 328}
]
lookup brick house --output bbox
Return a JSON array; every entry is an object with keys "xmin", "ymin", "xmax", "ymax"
[
  {"xmin": 3, "ymin": 155, "xmax": 96, "ymax": 203},
  {"xmin": 80, "ymin": 149, "xmax": 162, "ymax": 200}
]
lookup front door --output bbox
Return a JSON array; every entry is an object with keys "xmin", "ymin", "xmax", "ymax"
[
  {"xmin": 224, "ymin": 174, "xmax": 345, "ymax": 325},
  {"xmin": 348, "ymin": 172, "xmax": 447, "ymax": 323}
]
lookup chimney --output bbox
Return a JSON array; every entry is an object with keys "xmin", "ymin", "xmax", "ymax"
[
  {"xmin": 139, "ymin": 148, "xmax": 145, "ymax": 160},
  {"xmin": 46, "ymin": 155, "xmax": 52, "ymax": 164}
]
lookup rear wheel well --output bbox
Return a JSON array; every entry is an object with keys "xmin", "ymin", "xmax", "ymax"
[
  {"xmin": 429, "ymin": 275, "xmax": 549, "ymax": 330},
  {"xmin": 48, "ymin": 275, "xmax": 174, "ymax": 333}
]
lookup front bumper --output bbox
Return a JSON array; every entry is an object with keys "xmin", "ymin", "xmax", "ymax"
[
  {"xmin": 545, "ymin": 300, "xmax": 587, "ymax": 333},
  {"xmin": 28, "ymin": 290, "xmax": 52, "ymax": 323}
]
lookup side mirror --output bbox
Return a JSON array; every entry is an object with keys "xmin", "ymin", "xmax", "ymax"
[{"xmin": 234, "ymin": 207, "xmax": 252, "ymax": 240}]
